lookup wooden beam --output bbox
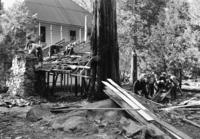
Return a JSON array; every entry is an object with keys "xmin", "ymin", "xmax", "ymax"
[
  {"xmin": 50, "ymin": 24, "xmax": 53, "ymax": 44},
  {"xmin": 38, "ymin": 22, "xmax": 41, "ymax": 45},
  {"xmin": 182, "ymin": 117, "xmax": 200, "ymax": 129},
  {"xmin": 103, "ymin": 89, "xmax": 146, "ymax": 124},
  {"xmin": 102, "ymin": 81, "xmax": 140, "ymax": 110},
  {"xmin": 79, "ymin": 28, "xmax": 82, "ymax": 42},
  {"xmin": 103, "ymin": 89, "xmax": 171, "ymax": 139},
  {"xmin": 51, "ymin": 107, "xmax": 137, "ymax": 111},
  {"xmin": 84, "ymin": 15, "xmax": 88, "ymax": 42},
  {"xmin": 107, "ymin": 79, "xmax": 147, "ymax": 110},
  {"xmin": 75, "ymin": 76, "xmax": 78, "ymax": 96},
  {"xmin": 60, "ymin": 25, "xmax": 63, "ymax": 40}
]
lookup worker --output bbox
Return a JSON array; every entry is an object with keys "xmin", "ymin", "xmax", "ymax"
[
  {"xmin": 133, "ymin": 74, "xmax": 149, "ymax": 99},
  {"xmin": 168, "ymin": 75, "xmax": 179, "ymax": 100},
  {"xmin": 24, "ymin": 35, "xmax": 43, "ymax": 62},
  {"xmin": 147, "ymin": 73, "xmax": 156, "ymax": 98}
]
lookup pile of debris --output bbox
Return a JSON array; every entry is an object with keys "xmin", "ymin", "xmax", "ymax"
[
  {"xmin": 0, "ymin": 94, "xmax": 47, "ymax": 108},
  {"xmin": 102, "ymin": 79, "xmax": 193, "ymax": 139},
  {"xmin": 160, "ymin": 94, "xmax": 200, "ymax": 129}
]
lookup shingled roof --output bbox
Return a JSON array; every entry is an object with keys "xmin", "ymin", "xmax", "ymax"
[{"xmin": 24, "ymin": 0, "xmax": 93, "ymax": 27}]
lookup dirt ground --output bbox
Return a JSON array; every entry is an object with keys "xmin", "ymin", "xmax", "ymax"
[{"xmin": 1, "ymin": 86, "xmax": 200, "ymax": 139}]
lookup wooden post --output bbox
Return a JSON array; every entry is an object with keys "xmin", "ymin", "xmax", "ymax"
[
  {"xmin": 47, "ymin": 72, "xmax": 50, "ymax": 96},
  {"xmin": 179, "ymin": 69, "xmax": 182, "ymax": 89},
  {"xmin": 64, "ymin": 72, "xmax": 66, "ymax": 92},
  {"xmin": 133, "ymin": 50, "xmax": 137, "ymax": 84},
  {"xmin": 75, "ymin": 76, "xmax": 78, "ymax": 96},
  {"xmin": 60, "ymin": 25, "xmax": 63, "ymax": 40},
  {"xmin": 70, "ymin": 75, "xmax": 73, "ymax": 93},
  {"xmin": 38, "ymin": 22, "xmax": 41, "ymax": 45},
  {"xmin": 67, "ymin": 73, "xmax": 69, "ymax": 92},
  {"xmin": 50, "ymin": 24, "xmax": 53, "ymax": 44},
  {"xmin": 84, "ymin": 15, "xmax": 88, "ymax": 42},
  {"xmin": 49, "ymin": 24, "xmax": 53, "ymax": 57},
  {"xmin": 79, "ymin": 28, "xmax": 82, "ymax": 42},
  {"xmin": 61, "ymin": 73, "xmax": 63, "ymax": 90}
]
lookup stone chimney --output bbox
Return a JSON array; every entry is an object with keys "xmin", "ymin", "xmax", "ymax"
[{"xmin": 6, "ymin": 53, "xmax": 39, "ymax": 96}]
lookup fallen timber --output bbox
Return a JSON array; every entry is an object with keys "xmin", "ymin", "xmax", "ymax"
[{"xmin": 102, "ymin": 80, "xmax": 193, "ymax": 139}]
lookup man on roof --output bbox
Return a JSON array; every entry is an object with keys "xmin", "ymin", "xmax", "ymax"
[{"xmin": 24, "ymin": 34, "xmax": 43, "ymax": 62}]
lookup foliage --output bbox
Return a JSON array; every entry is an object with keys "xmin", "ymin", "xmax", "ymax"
[
  {"xmin": 147, "ymin": 0, "xmax": 200, "ymax": 75},
  {"xmin": 72, "ymin": 0, "xmax": 93, "ymax": 13},
  {"xmin": 117, "ymin": 0, "xmax": 200, "ymax": 79},
  {"xmin": 1, "ymin": 0, "xmax": 38, "ymax": 47},
  {"xmin": 0, "ymin": 0, "xmax": 38, "ymax": 82}
]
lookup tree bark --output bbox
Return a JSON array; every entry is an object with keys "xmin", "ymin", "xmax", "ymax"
[{"xmin": 89, "ymin": 0, "xmax": 120, "ymax": 100}]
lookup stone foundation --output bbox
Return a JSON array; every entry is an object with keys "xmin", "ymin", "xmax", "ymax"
[{"xmin": 6, "ymin": 53, "xmax": 39, "ymax": 96}]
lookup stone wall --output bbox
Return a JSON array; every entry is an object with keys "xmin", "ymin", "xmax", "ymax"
[{"xmin": 6, "ymin": 53, "xmax": 40, "ymax": 96}]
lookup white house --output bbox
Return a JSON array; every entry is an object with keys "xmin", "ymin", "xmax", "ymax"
[{"xmin": 24, "ymin": 0, "xmax": 93, "ymax": 46}]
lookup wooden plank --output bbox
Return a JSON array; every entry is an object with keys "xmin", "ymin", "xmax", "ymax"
[
  {"xmin": 146, "ymin": 124, "xmax": 172, "ymax": 139},
  {"xmin": 105, "ymin": 81, "xmax": 191, "ymax": 139},
  {"xmin": 103, "ymin": 89, "xmax": 147, "ymax": 124},
  {"xmin": 105, "ymin": 80, "xmax": 154, "ymax": 121},
  {"xmin": 150, "ymin": 113, "xmax": 193, "ymax": 139},
  {"xmin": 107, "ymin": 79, "xmax": 147, "ymax": 110},
  {"xmin": 51, "ymin": 107, "xmax": 137, "ymax": 111},
  {"xmin": 103, "ymin": 81, "xmax": 140, "ymax": 110},
  {"xmin": 138, "ymin": 110, "xmax": 154, "ymax": 121},
  {"xmin": 165, "ymin": 128, "xmax": 182, "ymax": 139},
  {"xmin": 103, "ymin": 89, "xmax": 171, "ymax": 139}
]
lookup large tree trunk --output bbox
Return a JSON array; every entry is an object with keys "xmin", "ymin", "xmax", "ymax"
[{"xmin": 89, "ymin": 0, "xmax": 120, "ymax": 100}]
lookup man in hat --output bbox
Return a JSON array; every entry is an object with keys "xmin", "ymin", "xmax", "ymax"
[
  {"xmin": 24, "ymin": 34, "xmax": 43, "ymax": 62},
  {"xmin": 133, "ymin": 73, "xmax": 149, "ymax": 99}
]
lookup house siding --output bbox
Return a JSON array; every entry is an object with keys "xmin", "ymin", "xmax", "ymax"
[
  {"xmin": 62, "ymin": 25, "xmax": 69, "ymax": 42},
  {"xmin": 52, "ymin": 24, "xmax": 61, "ymax": 44}
]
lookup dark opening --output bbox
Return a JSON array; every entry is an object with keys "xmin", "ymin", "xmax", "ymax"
[
  {"xmin": 40, "ymin": 26, "xmax": 46, "ymax": 42},
  {"xmin": 70, "ymin": 30, "xmax": 76, "ymax": 41}
]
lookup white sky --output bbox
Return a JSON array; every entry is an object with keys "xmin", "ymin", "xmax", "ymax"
[{"xmin": 2, "ymin": 0, "xmax": 24, "ymax": 9}]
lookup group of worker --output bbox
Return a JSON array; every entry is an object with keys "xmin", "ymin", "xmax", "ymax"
[
  {"xmin": 133, "ymin": 72, "xmax": 180, "ymax": 101},
  {"xmin": 24, "ymin": 34, "xmax": 77, "ymax": 60}
]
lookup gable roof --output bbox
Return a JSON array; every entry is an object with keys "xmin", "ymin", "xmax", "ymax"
[{"xmin": 24, "ymin": 0, "xmax": 93, "ymax": 27}]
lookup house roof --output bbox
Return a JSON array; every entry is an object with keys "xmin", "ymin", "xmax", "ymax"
[{"xmin": 24, "ymin": 0, "xmax": 93, "ymax": 28}]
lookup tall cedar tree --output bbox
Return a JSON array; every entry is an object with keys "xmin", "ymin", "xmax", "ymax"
[{"xmin": 89, "ymin": 0, "xmax": 120, "ymax": 100}]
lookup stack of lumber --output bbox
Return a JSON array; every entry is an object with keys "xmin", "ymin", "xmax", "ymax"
[{"xmin": 103, "ymin": 79, "xmax": 193, "ymax": 139}]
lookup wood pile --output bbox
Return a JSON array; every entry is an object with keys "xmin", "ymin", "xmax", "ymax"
[{"xmin": 102, "ymin": 79, "xmax": 193, "ymax": 139}]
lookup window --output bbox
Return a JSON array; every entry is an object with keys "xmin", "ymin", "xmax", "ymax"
[
  {"xmin": 40, "ymin": 26, "xmax": 46, "ymax": 42},
  {"xmin": 70, "ymin": 30, "xmax": 76, "ymax": 41}
]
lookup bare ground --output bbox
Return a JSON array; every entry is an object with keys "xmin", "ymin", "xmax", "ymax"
[{"xmin": 0, "ymin": 86, "xmax": 200, "ymax": 139}]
